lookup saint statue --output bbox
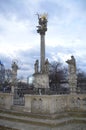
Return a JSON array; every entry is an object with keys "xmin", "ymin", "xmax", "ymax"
[
  {"xmin": 66, "ymin": 56, "xmax": 77, "ymax": 93},
  {"xmin": 44, "ymin": 59, "xmax": 49, "ymax": 74},
  {"xmin": 66, "ymin": 55, "xmax": 76, "ymax": 74},
  {"xmin": 11, "ymin": 61, "xmax": 18, "ymax": 82},
  {"xmin": 34, "ymin": 60, "xmax": 39, "ymax": 73}
]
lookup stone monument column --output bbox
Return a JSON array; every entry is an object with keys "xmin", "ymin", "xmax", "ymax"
[
  {"xmin": 37, "ymin": 13, "xmax": 47, "ymax": 73},
  {"xmin": 33, "ymin": 13, "xmax": 49, "ymax": 90},
  {"xmin": 66, "ymin": 56, "xmax": 77, "ymax": 93}
]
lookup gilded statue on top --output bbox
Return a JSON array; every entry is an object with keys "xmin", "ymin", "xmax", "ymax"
[{"xmin": 36, "ymin": 13, "xmax": 48, "ymax": 35}]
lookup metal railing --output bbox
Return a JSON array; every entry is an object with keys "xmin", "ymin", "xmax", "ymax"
[{"xmin": 13, "ymin": 88, "xmax": 25, "ymax": 106}]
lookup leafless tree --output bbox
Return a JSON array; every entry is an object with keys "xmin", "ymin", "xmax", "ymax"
[
  {"xmin": 77, "ymin": 69, "xmax": 86, "ymax": 93},
  {"xmin": 49, "ymin": 61, "xmax": 67, "ymax": 92}
]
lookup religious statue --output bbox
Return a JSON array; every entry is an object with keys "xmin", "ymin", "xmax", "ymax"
[
  {"xmin": 66, "ymin": 55, "xmax": 76, "ymax": 74},
  {"xmin": 11, "ymin": 61, "xmax": 19, "ymax": 82},
  {"xmin": 33, "ymin": 13, "xmax": 49, "ymax": 89},
  {"xmin": 44, "ymin": 59, "xmax": 49, "ymax": 74},
  {"xmin": 34, "ymin": 60, "xmax": 39, "ymax": 73},
  {"xmin": 12, "ymin": 62, "xmax": 18, "ymax": 73},
  {"xmin": 36, "ymin": 13, "xmax": 48, "ymax": 34},
  {"xmin": 66, "ymin": 56, "xmax": 77, "ymax": 93}
]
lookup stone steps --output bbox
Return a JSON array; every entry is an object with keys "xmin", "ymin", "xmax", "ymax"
[{"xmin": 0, "ymin": 109, "xmax": 86, "ymax": 130}]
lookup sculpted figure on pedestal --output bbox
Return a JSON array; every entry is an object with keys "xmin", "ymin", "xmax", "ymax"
[
  {"xmin": 66, "ymin": 55, "xmax": 76, "ymax": 74},
  {"xmin": 44, "ymin": 59, "xmax": 49, "ymax": 74},
  {"xmin": 66, "ymin": 56, "xmax": 77, "ymax": 93},
  {"xmin": 34, "ymin": 60, "xmax": 39, "ymax": 73},
  {"xmin": 11, "ymin": 61, "xmax": 18, "ymax": 84}
]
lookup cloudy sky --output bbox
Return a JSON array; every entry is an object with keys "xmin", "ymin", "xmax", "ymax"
[{"xmin": 0, "ymin": 0, "xmax": 86, "ymax": 80}]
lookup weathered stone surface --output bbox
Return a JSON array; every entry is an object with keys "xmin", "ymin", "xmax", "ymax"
[
  {"xmin": 11, "ymin": 61, "xmax": 18, "ymax": 83},
  {"xmin": 0, "ymin": 109, "xmax": 86, "ymax": 130},
  {"xmin": 34, "ymin": 60, "xmax": 39, "ymax": 74},
  {"xmin": 33, "ymin": 73, "xmax": 49, "ymax": 88},
  {"xmin": 0, "ymin": 93, "xmax": 86, "ymax": 129},
  {"xmin": 0, "ymin": 93, "xmax": 13, "ymax": 109},
  {"xmin": 0, "ymin": 93, "xmax": 86, "ymax": 114},
  {"xmin": 66, "ymin": 56, "xmax": 77, "ymax": 93},
  {"xmin": 24, "ymin": 94, "xmax": 86, "ymax": 114},
  {"xmin": 33, "ymin": 14, "xmax": 49, "ymax": 89},
  {"xmin": 36, "ymin": 13, "xmax": 48, "ymax": 73}
]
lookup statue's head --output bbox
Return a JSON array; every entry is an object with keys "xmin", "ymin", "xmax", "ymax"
[
  {"xmin": 71, "ymin": 55, "xmax": 74, "ymax": 59},
  {"xmin": 40, "ymin": 13, "xmax": 47, "ymax": 19}
]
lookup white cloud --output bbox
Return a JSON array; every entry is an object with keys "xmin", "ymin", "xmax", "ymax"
[
  {"xmin": 0, "ymin": 14, "xmax": 38, "ymax": 55},
  {"xmin": 0, "ymin": 0, "xmax": 86, "ymax": 79}
]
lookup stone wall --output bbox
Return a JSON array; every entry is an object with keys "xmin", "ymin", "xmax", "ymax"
[
  {"xmin": 67, "ymin": 94, "xmax": 86, "ymax": 111},
  {"xmin": 24, "ymin": 94, "xmax": 86, "ymax": 114},
  {"xmin": 0, "ymin": 92, "xmax": 13, "ymax": 109},
  {"xmin": 0, "ymin": 93, "xmax": 86, "ymax": 114},
  {"xmin": 24, "ymin": 95, "xmax": 67, "ymax": 114}
]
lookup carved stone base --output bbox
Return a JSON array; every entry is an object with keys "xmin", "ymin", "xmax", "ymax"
[
  {"xmin": 69, "ymin": 74, "xmax": 77, "ymax": 93},
  {"xmin": 33, "ymin": 73, "xmax": 49, "ymax": 88}
]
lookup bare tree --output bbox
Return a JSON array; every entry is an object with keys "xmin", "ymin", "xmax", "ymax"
[
  {"xmin": 49, "ymin": 61, "xmax": 67, "ymax": 92},
  {"xmin": 77, "ymin": 69, "xmax": 86, "ymax": 93},
  {"xmin": 5, "ymin": 69, "xmax": 12, "ymax": 83}
]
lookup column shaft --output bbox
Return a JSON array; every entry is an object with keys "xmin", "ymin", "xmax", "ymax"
[{"xmin": 40, "ymin": 34, "xmax": 45, "ymax": 72}]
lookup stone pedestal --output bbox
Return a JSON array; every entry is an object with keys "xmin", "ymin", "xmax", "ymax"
[
  {"xmin": 69, "ymin": 74, "xmax": 77, "ymax": 93},
  {"xmin": 0, "ymin": 93, "xmax": 13, "ymax": 109},
  {"xmin": 11, "ymin": 86, "xmax": 14, "ymax": 93},
  {"xmin": 33, "ymin": 73, "xmax": 49, "ymax": 88}
]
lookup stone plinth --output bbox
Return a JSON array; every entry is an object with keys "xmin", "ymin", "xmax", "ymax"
[
  {"xmin": 11, "ymin": 86, "xmax": 14, "ymax": 93},
  {"xmin": 24, "ymin": 95, "xmax": 68, "ymax": 114},
  {"xmin": 68, "ymin": 74, "xmax": 77, "ymax": 93},
  {"xmin": 33, "ymin": 73, "xmax": 49, "ymax": 88},
  {"xmin": 0, "ymin": 93, "xmax": 13, "ymax": 109},
  {"xmin": 24, "ymin": 95, "xmax": 32, "ymax": 112}
]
